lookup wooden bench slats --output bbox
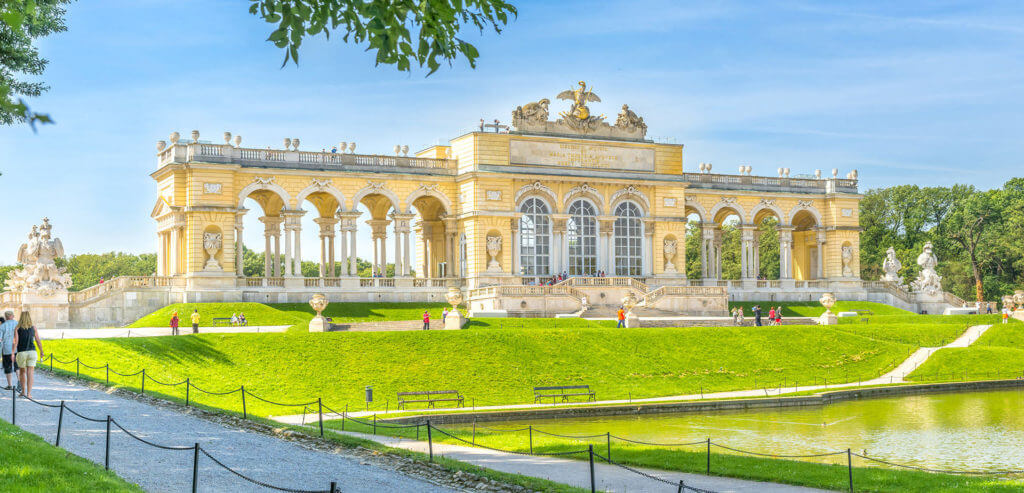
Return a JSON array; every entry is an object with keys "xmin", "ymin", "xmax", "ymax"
[
  {"xmin": 533, "ymin": 384, "xmax": 596, "ymax": 403},
  {"xmin": 397, "ymin": 389, "xmax": 464, "ymax": 409}
]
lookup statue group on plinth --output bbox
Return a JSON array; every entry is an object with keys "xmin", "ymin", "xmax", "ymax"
[
  {"xmin": 6, "ymin": 218, "xmax": 72, "ymax": 297},
  {"xmin": 880, "ymin": 246, "xmax": 904, "ymax": 285},
  {"xmin": 910, "ymin": 242, "xmax": 942, "ymax": 297}
]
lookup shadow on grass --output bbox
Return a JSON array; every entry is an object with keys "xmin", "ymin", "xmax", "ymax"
[{"xmin": 104, "ymin": 335, "xmax": 233, "ymax": 366}]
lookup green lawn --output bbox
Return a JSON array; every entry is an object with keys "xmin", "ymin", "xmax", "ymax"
[
  {"xmin": 826, "ymin": 323, "xmax": 969, "ymax": 347},
  {"xmin": 129, "ymin": 302, "xmax": 450, "ymax": 331},
  {"xmin": 46, "ymin": 325, "xmax": 913, "ymax": 416},
  {"xmin": 728, "ymin": 301, "xmax": 911, "ymax": 317},
  {"xmin": 908, "ymin": 321, "xmax": 1024, "ymax": 382},
  {"xmin": 325, "ymin": 418, "xmax": 1023, "ymax": 492},
  {"xmin": 0, "ymin": 419, "xmax": 141, "ymax": 492}
]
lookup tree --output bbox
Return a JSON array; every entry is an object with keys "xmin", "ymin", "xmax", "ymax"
[
  {"xmin": 937, "ymin": 188, "xmax": 1005, "ymax": 302},
  {"xmin": 1, "ymin": 0, "xmax": 67, "ymax": 128},
  {"xmin": 250, "ymin": 0, "xmax": 516, "ymax": 73}
]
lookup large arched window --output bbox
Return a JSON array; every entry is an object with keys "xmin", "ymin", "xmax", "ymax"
[
  {"xmin": 567, "ymin": 199, "xmax": 598, "ymax": 275},
  {"xmin": 519, "ymin": 198, "xmax": 551, "ymax": 276},
  {"xmin": 613, "ymin": 202, "xmax": 643, "ymax": 276}
]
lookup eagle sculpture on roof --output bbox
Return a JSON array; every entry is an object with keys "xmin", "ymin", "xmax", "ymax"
[{"xmin": 557, "ymin": 81, "xmax": 602, "ymax": 121}]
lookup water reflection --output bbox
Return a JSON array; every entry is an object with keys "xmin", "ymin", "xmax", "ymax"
[{"xmin": 454, "ymin": 389, "xmax": 1024, "ymax": 471}]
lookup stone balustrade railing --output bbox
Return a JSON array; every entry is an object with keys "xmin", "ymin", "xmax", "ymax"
[
  {"xmin": 681, "ymin": 172, "xmax": 858, "ymax": 194},
  {"xmin": 68, "ymin": 276, "xmax": 175, "ymax": 304},
  {"xmin": 158, "ymin": 142, "xmax": 456, "ymax": 173},
  {"xmin": 241, "ymin": 277, "xmax": 450, "ymax": 289}
]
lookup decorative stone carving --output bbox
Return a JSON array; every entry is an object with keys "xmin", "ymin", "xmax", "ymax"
[
  {"xmin": 444, "ymin": 287, "xmax": 466, "ymax": 330},
  {"xmin": 798, "ymin": 200, "xmax": 813, "ymax": 208},
  {"xmin": 191, "ymin": 130, "xmax": 200, "ymax": 142},
  {"xmin": 841, "ymin": 245, "xmax": 855, "ymax": 277},
  {"xmin": 512, "ymin": 98, "xmax": 550, "ymax": 125},
  {"xmin": 366, "ymin": 181, "xmax": 387, "ymax": 192},
  {"xmin": 310, "ymin": 178, "xmax": 331, "ymax": 190},
  {"xmin": 721, "ymin": 196, "xmax": 738, "ymax": 205},
  {"xmin": 758, "ymin": 198, "xmax": 776, "ymax": 208},
  {"xmin": 308, "ymin": 293, "xmax": 329, "ymax": 332},
  {"xmin": 818, "ymin": 292, "xmax": 838, "ymax": 325},
  {"xmin": 510, "ymin": 81, "xmax": 647, "ymax": 140},
  {"xmin": 514, "ymin": 181, "xmax": 555, "ymax": 203},
  {"xmin": 6, "ymin": 218, "xmax": 73, "ymax": 296},
  {"xmin": 203, "ymin": 183, "xmax": 222, "ymax": 194},
  {"xmin": 663, "ymin": 238, "xmax": 678, "ymax": 273},
  {"xmin": 223, "ymin": 132, "xmax": 232, "ymax": 144},
  {"xmin": 416, "ymin": 183, "xmax": 439, "ymax": 193},
  {"xmin": 610, "ymin": 185, "xmax": 649, "ymax": 210},
  {"xmin": 911, "ymin": 242, "xmax": 942, "ymax": 296},
  {"xmin": 663, "ymin": 198, "xmax": 677, "ymax": 207},
  {"xmin": 880, "ymin": 246, "xmax": 904, "ymax": 285},
  {"xmin": 621, "ymin": 291, "xmax": 640, "ymax": 328},
  {"xmin": 1012, "ymin": 290, "xmax": 1024, "ymax": 312},
  {"xmin": 156, "ymin": 140, "xmax": 167, "ymax": 151},
  {"xmin": 233, "ymin": 135, "xmax": 242, "ymax": 147},
  {"xmin": 486, "ymin": 190, "xmax": 502, "ymax": 201},
  {"xmin": 564, "ymin": 183, "xmax": 600, "ymax": 204},
  {"xmin": 485, "ymin": 235, "xmax": 502, "ymax": 272},
  {"xmin": 446, "ymin": 286, "xmax": 463, "ymax": 308},
  {"xmin": 252, "ymin": 176, "xmax": 275, "ymax": 186},
  {"xmin": 203, "ymin": 232, "xmax": 222, "ymax": 271},
  {"xmin": 169, "ymin": 131, "xmax": 180, "ymax": 144}
]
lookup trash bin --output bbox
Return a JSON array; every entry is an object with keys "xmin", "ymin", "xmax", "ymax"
[{"xmin": 365, "ymin": 386, "xmax": 373, "ymax": 404}]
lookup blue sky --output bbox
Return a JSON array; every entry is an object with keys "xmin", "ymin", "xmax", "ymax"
[{"xmin": 1, "ymin": 0, "xmax": 1022, "ymax": 264}]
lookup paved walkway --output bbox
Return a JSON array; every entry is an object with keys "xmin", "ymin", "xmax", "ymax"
[
  {"xmin": 1, "ymin": 371, "xmax": 452, "ymax": 493},
  {"xmin": 39, "ymin": 326, "xmax": 290, "ymax": 340},
  {"xmin": 335, "ymin": 430, "xmax": 826, "ymax": 492},
  {"xmin": 275, "ymin": 325, "xmax": 993, "ymax": 423}
]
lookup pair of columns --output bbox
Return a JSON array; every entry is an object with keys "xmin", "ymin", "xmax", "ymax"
[
  {"xmin": 413, "ymin": 218, "xmax": 457, "ymax": 278},
  {"xmin": 700, "ymin": 223, "xmax": 808, "ymax": 281},
  {"xmin": 158, "ymin": 225, "xmax": 183, "ymax": 276},
  {"xmin": 250, "ymin": 211, "xmax": 303, "ymax": 278}
]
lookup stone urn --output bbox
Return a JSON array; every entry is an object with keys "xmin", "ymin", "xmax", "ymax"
[
  {"xmin": 621, "ymin": 291, "xmax": 640, "ymax": 328},
  {"xmin": 485, "ymin": 235, "xmax": 502, "ymax": 272},
  {"xmin": 1014, "ymin": 290, "xmax": 1024, "ymax": 309},
  {"xmin": 444, "ymin": 287, "xmax": 465, "ymax": 330},
  {"xmin": 818, "ymin": 292, "xmax": 838, "ymax": 325},
  {"xmin": 308, "ymin": 293, "xmax": 329, "ymax": 332}
]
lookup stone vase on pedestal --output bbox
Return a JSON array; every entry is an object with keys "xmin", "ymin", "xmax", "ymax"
[
  {"xmin": 817, "ymin": 292, "xmax": 838, "ymax": 325},
  {"xmin": 622, "ymin": 292, "xmax": 640, "ymax": 328},
  {"xmin": 308, "ymin": 293, "xmax": 329, "ymax": 332},
  {"xmin": 444, "ymin": 287, "xmax": 466, "ymax": 330}
]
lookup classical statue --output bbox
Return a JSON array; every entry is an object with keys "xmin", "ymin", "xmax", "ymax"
[
  {"xmin": 841, "ymin": 245, "xmax": 855, "ymax": 277},
  {"xmin": 911, "ymin": 242, "xmax": 943, "ymax": 296},
  {"xmin": 663, "ymin": 238, "xmax": 678, "ymax": 273},
  {"xmin": 615, "ymin": 104, "xmax": 647, "ymax": 133},
  {"xmin": 6, "ymin": 218, "xmax": 73, "ymax": 296},
  {"xmin": 556, "ymin": 81, "xmax": 605, "ymax": 132},
  {"xmin": 203, "ymin": 231, "xmax": 222, "ymax": 270},
  {"xmin": 486, "ymin": 235, "xmax": 502, "ymax": 272},
  {"xmin": 880, "ymin": 246, "xmax": 903, "ymax": 284},
  {"xmin": 511, "ymin": 98, "xmax": 550, "ymax": 125}
]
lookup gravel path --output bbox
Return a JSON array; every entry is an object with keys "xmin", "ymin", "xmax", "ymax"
[{"xmin": 0, "ymin": 371, "xmax": 454, "ymax": 493}]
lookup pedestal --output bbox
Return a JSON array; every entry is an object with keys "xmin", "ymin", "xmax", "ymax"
[
  {"xmin": 1014, "ymin": 310, "xmax": 1024, "ymax": 323},
  {"xmin": 20, "ymin": 290, "xmax": 71, "ymax": 330},
  {"xmin": 444, "ymin": 309, "xmax": 465, "ymax": 330},
  {"xmin": 624, "ymin": 311, "xmax": 640, "ymax": 328},
  {"xmin": 817, "ymin": 311, "xmax": 837, "ymax": 325},
  {"xmin": 308, "ymin": 315, "xmax": 328, "ymax": 332}
]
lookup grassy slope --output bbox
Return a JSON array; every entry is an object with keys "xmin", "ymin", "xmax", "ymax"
[
  {"xmin": 328, "ymin": 419, "xmax": 1022, "ymax": 493},
  {"xmin": 728, "ymin": 301, "xmax": 911, "ymax": 317},
  {"xmin": 909, "ymin": 321, "xmax": 1024, "ymax": 382},
  {"xmin": 0, "ymin": 420, "xmax": 141, "ymax": 492},
  {"xmin": 46, "ymin": 326, "xmax": 912, "ymax": 416},
  {"xmin": 129, "ymin": 302, "xmax": 450, "ymax": 331}
]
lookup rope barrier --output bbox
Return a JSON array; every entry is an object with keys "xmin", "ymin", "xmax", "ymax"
[
  {"xmin": 430, "ymin": 426, "xmax": 589, "ymax": 457},
  {"xmin": 851, "ymin": 452, "xmax": 1024, "ymax": 475},
  {"xmin": 144, "ymin": 374, "xmax": 187, "ymax": 386},
  {"xmin": 198, "ymin": 447, "xmax": 331, "ymax": 493},
  {"xmin": 532, "ymin": 428, "xmax": 608, "ymax": 439},
  {"xmin": 592, "ymin": 451, "xmax": 718, "ymax": 493},
  {"xmin": 242, "ymin": 390, "xmax": 318, "ymax": 408},
  {"xmin": 342, "ymin": 414, "xmax": 422, "ymax": 429},
  {"xmin": 107, "ymin": 368, "xmax": 144, "ymax": 378},
  {"xmin": 110, "ymin": 419, "xmax": 195, "ymax": 451},
  {"xmin": 79, "ymin": 361, "xmax": 107, "ymax": 370},
  {"xmin": 62, "ymin": 405, "xmax": 109, "ymax": 423},
  {"xmin": 187, "ymin": 382, "xmax": 241, "ymax": 396},
  {"xmin": 711, "ymin": 442, "xmax": 847, "ymax": 459},
  {"xmin": 610, "ymin": 436, "xmax": 708, "ymax": 447},
  {"xmin": 21, "ymin": 395, "xmax": 63, "ymax": 408}
]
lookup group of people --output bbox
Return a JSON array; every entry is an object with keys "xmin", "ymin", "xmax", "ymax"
[
  {"xmin": 169, "ymin": 310, "xmax": 202, "ymax": 335},
  {"xmin": 527, "ymin": 271, "xmax": 612, "ymax": 286},
  {"xmin": 229, "ymin": 313, "xmax": 248, "ymax": 326},
  {"xmin": 750, "ymin": 305, "xmax": 785, "ymax": 326},
  {"xmin": 0, "ymin": 310, "xmax": 43, "ymax": 400}
]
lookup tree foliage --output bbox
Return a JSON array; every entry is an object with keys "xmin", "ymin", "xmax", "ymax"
[
  {"xmin": 0, "ymin": 0, "xmax": 67, "ymax": 128},
  {"xmin": 250, "ymin": 0, "xmax": 516, "ymax": 73}
]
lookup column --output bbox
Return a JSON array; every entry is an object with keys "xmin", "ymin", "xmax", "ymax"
[
  {"xmin": 337, "ymin": 227, "xmax": 347, "ymax": 276},
  {"xmin": 168, "ymin": 227, "xmax": 179, "ymax": 276},
  {"xmin": 403, "ymin": 229, "xmax": 411, "ymax": 276},
  {"xmin": 740, "ymin": 225, "xmax": 756, "ymax": 280},
  {"xmin": 779, "ymin": 226, "xmax": 793, "ymax": 279},
  {"xmin": 319, "ymin": 236, "xmax": 327, "ymax": 277},
  {"xmin": 293, "ymin": 222, "xmax": 302, "ymax": 276},
  {"xmin": 753, "ymin": 229, "xmax": 762, "ymax": 279},
  {"xmin": 423, "ymin": 224, "xmax": 432, "ymax": 278},
  {"xmin": 700, "ymin": 223, "xmax": 714, "ymax": 279},
  {"xmin": 372, "ymin": 235, "xmax": 379, "ymax": 276},
  {"xmin": 235, "ymin": 224, "xmax": 244, "ymax": 277},
  {"xmin": 328, "ymin": 234, "xmax": 335, "ymax": 277},
  {"xmin": 380, "ymin": 228, "xmax": 388, "ymax": 276},
  {"xmin": 642, "ymin": 219, "xmax": 654, "ymax": 277},
  {"xmin": 262, "ymin": 224, "xmax": 272, "ymax": 278},
  {"xmin": 816, "ymin": 229, "xmax": 826, "ymax": 279},
  {"xmin": 392, "ymin": 216, "xmax": 403, "ymax": 277},
  {"xmin": 282, "ymin": 222, "xmax": 291, "ymax": 277},
  {"xmin": 157, "ymin": 232, "xmax": 166, "ymax": 276},
  {"xmin": 338, "ymin": 212, "xmax": 360, "ymax": 276},
  {"xmin": 348, "ymin": 225, "xmax": 357, "ymax": 276},
  {"xmin": 510, "ymin": 218, "xmax": 519, "ymax": 277}
]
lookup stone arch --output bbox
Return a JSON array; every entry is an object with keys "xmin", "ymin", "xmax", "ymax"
[
  {"xmin": 405, "ymin": 185, "xmax": 452, "ymax": 215},
  {"xmin": 683, "ymin": 199, "xmax": 708, "ymax": 223},
  {"xmin": 295, "ymin": 180, "xmax": 348, "ymax": 213},
  {"xmin": 709, "ymin": 198, "xmax": 747, "ymax": 224},
  {"xmin": 750, "ymin": 199, "xmax": 785, "ymax": 225},
  {"xmin": 351, "ymin": 182, "xmax": 401, "ymax": 213},
  {"xmin": 563, "ymin": 183, "xmax": 605, "ymax": 214},
  {"xmin": 237, "ymin": 179, "xmax": 292, "ymax": 209},
  {"xmin": 515, "ymin": 181, "xmax": 558, "ymax": 212},
  {"xmin": 787, "ymin": 202, "xmax": 823, "ymax": 229},
  {"xmin": 609, "ymin": 186, "xmax": 650, "ymax": 215},
  {"xmin": 516, "ymin": 193, "xmax": 555, "ymax": 213}
]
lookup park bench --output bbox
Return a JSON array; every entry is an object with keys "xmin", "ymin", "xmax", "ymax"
[
  {"xmin": 534, "ymin": 385, "xmax": 596, "ymax": 403},
  {"xmin": 852, "ymin": 309, "xmax": 874, "ymax": 316},
  {"xmin": 397, "ymin": 390, "xmax": 465, "ymax": 410},
  {"xmin": 212, "ymin": 317, "xmax": 231, "ymax": 327}
]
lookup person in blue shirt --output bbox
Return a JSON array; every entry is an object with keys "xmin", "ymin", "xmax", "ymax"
[{"xmin": 0, "ymin": 311, "xmax": 18, "ymax": 390}]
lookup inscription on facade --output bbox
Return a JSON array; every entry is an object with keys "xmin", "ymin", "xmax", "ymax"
[{"xmin": 510, "ymin": 140, "xmax": 654, "ymax": 171}]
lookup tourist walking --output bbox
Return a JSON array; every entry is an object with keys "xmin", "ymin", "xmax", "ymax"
[
  {"xmin": 753, "ymin": 305, "xmax": 762, "ymax": 326},
  {"xmin": 737, "ymin": 307, "xmax": 745, "ymax": 326},
  {"xmin": 775, "ymin": 306, "xmax": 783, "ymax": 325},
  {"xmin": 422, "ymin": 310, "xmax": 430, "ymax": 330},
  {"xmin": 442, "ymin": 307, "xmax": 449, "ymax": 323},
  {"xmin": 0, "ymin": 311, "xmax": 17, "ymax": 390},
  {"xmin": 12, "ymin": 312, "xmax": 42, "ymax": 399},
  {"xmin": 1003, "ymin": 306, "xmax": 1011, "ymax": 324},
  {"xmin": 767, "ymin": 307, "xmax": 776, "ymax": 326},
  {"xmin": 190, "ymin": 309, "xmax": 200, "ymax": 334},
  {"xmin": 617, "ymin": 307, "xmax": 626, "ymax": 328},
  {"xmin": 170, "ymin": 311, "xmax": 179, "ymax": 336}
]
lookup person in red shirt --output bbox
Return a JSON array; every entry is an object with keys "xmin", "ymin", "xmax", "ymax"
[
  {"xmin": 767, "ymin": 307, "xmax": 776, "ymax": 326},
  {"xmin": 422, "ymin": 310, "xmax": 430, "ymax": 330},
  {"xmin": 616, "ymin": 307, "xmax": 626, "ymax": 328}
]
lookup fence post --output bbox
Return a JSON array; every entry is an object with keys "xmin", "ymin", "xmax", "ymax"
[
  {"xmin": 588, "ymin": 444, "xmax": 596, "ymax": 493},
  {"xmin": 192, "ymin": 443, "xmax": 200, "ymax": 493},
  {"xmin": 50, "ymin": 354, "xmax": 53, "ymax": 372},
  {"xmin": 329, "ymin": 481, "xmax": 337, "ymax": 493},
  {"xmin": 76, "ymin": 358, "xmax": 80, "ymax": 378},
  {"xmin": 240, "ymin": 386, "xmax": 247, "ymax": 419},
  {"xmin": 11, "ymin": 385, "xmax": 15, "ymax": 424},
  {"xmin": 706, "ymin": 438, "xmax": 711, "ymax": 474},
  {"xmin": 426, "ymin": 420, "xmax": 433, "ymax": 462},
  {"xmin": 606, "ymin": 432, "xmax": 612, "ymax": 463},
  {"xmin": 529, "ymin": 425, "xmax": 534, "ymax": 454},
  {"xmin": 141, "ymin": 369, "xmax": 145, "ymax": 395},
  {"xmin": 342, "ymin": 404, "xmax": 346, "ymax": 431},
  {"xmin": 472, "ymin": 419, "xmax": 476, "ymax": 445},
  {"xmin": 105, "ymin": 364, "xmax": 109, "ymax": 386},
  {"xmin": 318, "ymin": 398, "xmax": 324, "ymax": 437},
  {"xmin": 185, "ymin": 378, "xmax": 190, "ymax": 407},
  {"xmin": 373, "ymin": 414, "xmax": 377, "ymax": 435},
  {"xmin": 55, "ymin": 401, "xmax": 65, "ymax": 446},
  {"xmin": 105, "ymin": 415, "xmax": 111, "ymax": 470},
  {"xmin": 847, "ymin": 448, "xmax": 853, "ymax": 492}
]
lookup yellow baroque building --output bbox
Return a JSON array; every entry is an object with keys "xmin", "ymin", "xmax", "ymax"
[{"xmin": 148, "ymin": 84, "xmax": 873, "ymax": 317}]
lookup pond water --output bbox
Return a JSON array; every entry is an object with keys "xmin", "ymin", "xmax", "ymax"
[{"xmin": 452, "ymin": 389, "xmax": 1024, "ymax": 472}]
